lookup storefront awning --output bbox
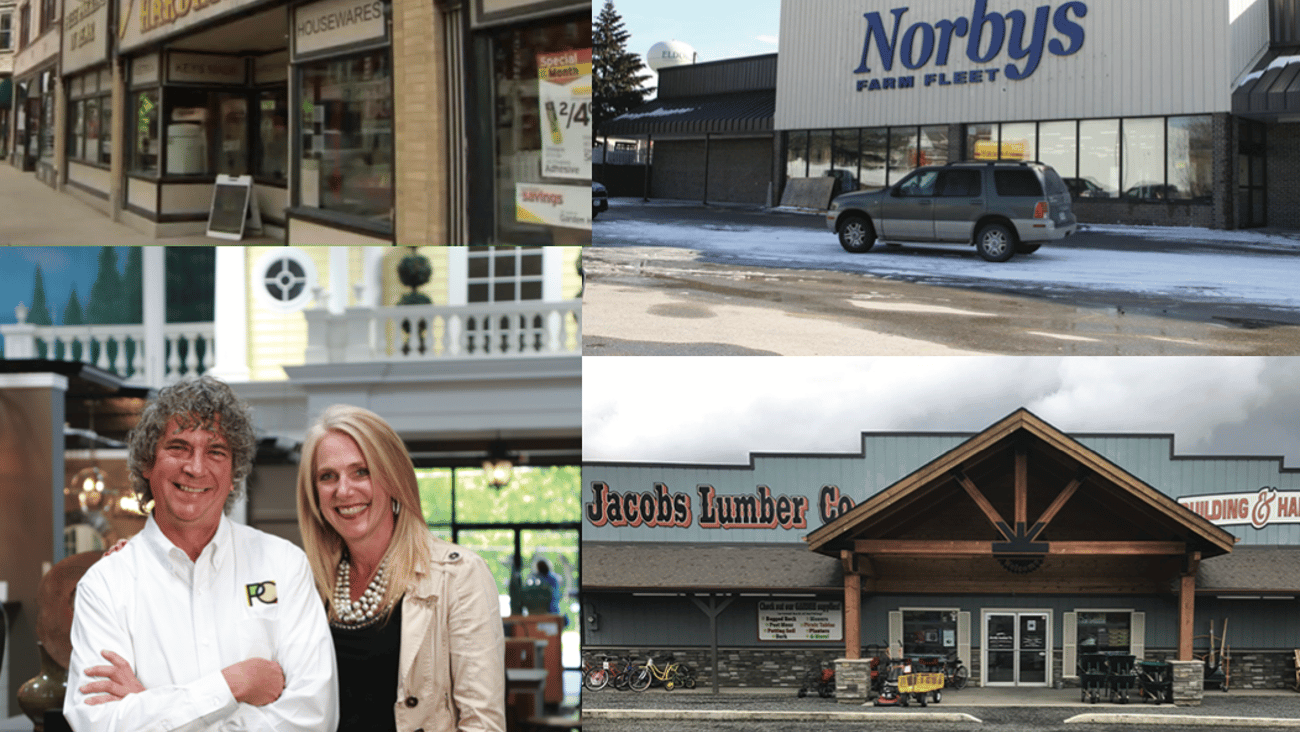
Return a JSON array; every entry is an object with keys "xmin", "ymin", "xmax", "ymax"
[
  {"xmin": 583, "ymin": 541, "xmax": 841, "ymax": 592},
  {"xmin": 1198, "ymin": 547, "xmax": 1300, "ymax": 594},
  {"xmin": 600, "ymin": 89, "xmax": 775, "ymax": 138},
  {"xmin": 1233, "ymin": 46, "xmax": 1300, "ymax": 122}
]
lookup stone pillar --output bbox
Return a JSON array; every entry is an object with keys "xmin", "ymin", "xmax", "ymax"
[
  {"xmin": 1170, "ymin": 659, "xmax": 1204, "ymax": 706},
  {"xmin": 835, "ymin": 658, "xmax": 874, "ymax": 704}
]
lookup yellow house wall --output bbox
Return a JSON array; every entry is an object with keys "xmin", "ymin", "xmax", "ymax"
[{"xmin": 244, "ymin": 247, "xmax": 334, "ymax": 381}]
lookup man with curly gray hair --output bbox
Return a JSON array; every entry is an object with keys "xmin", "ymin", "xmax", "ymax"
[{"xmin": 64, "ymin": 375, "xmax": 339, "ymax": 732}]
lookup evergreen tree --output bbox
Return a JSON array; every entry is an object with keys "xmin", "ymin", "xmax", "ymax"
[
  {"xmin": 593, "ymin": 0, "xmax": 653, "ymax": 134},
  {"xmin": 62, "ymin": 287, "xmax": 85, "ymax": 362},
  {"xmin": 28, "ymin": 264, "xmax": 52, "ymax": 359},
  {"xmin": 123, "ymin": 247, "xmax": 144, "ymax": 323},
  {"xmin": 62, "ymin": 287, "xmax": 84, "ymax": 325},
  {"xmin": 166, "ymin": 247, "xmax": 215, "ymax": 323},
  {"xmin": 28, "ymin": 264, "xmax": 53, "ymax": 325},
  {"xmin": 86, "ymin": 247, "xmax": 125, "ymax": 324}
]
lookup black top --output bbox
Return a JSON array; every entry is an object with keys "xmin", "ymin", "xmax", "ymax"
[{"xmin": 331, "ymin": 596, "xmax": 403, "ymax": 732}]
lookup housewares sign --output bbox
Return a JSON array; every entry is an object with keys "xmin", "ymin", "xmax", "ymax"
[
  {"xmin": 1179, "ymin": 488, "xmax": 1300, "ymax": 530},
  {"xmin": 293, "ymin": 0, "xmax": 386, "ymax": 59},
  {"xmin": 852, "ymin": 0, "xmax": 1087, "ymax": 93},
  {"xmin": 758, "ymin": 601, "xmax": 843, "ymax": 642}
]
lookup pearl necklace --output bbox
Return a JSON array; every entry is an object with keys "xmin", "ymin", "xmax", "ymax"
[{"xmin": 331, "ymin": 556, "xmax": 390, "ymax": 629}]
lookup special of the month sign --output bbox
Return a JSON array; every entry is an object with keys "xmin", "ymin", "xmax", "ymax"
[
  {"xmin": 535, "ymin": 48, "xmax": 591, "ymax": 181},
  {"xmin": 757, "ymin": 601, "xmax": 843, "ymax": 642},
  {"xmin": 515, "ymin": 183, "xmax": 589, "ymax": 229}
]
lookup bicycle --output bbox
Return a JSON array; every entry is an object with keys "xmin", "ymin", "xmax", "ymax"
[
  {"xmin": 629, "ymin": 654, "xmax": 696, "ymax": 691},
  {"xmin": 913, "ymin": 651, "xmax": 968, "ymax": 690},
  {"xmin": 583, "ymin": 654, "xmax": 632, "ymax": 691}
]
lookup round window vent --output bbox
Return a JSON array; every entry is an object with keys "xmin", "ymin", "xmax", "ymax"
[{"xmin": 253, "ymin": 249, "xmax": 318, "ymax": 312}]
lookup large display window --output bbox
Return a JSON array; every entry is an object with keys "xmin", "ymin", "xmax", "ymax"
[
  {"xmin": 949, "ymin": 116, "xmax": 1213, "ymax": 203},
  {"xmin": 1076, "ymin": 611, "xmax": 1132, "ymax": 653},
  {"xmin": 68, "ymin": 72, "xmax": 112, "ymax": 166},
  {"xmin": 256, "ymin": 87, "xmax": 289, "ymax": 183},
  {"xmin": 902, "ymin": 609, "xmax": 958, "ymax": 657},
  {"xmin": 161, "ymin": 88, "xmax": 250, "ymax": 177},
  {"xmin": 296, "ymin": 49, "xmax": 393, "ymax": 223},
  {"xmin": 131, "ymin": 89, "xmax": 160, "ymax": 175},
  {"xmin": 473, "ymin": 14, "xmax": 591, "ymax": 244}
]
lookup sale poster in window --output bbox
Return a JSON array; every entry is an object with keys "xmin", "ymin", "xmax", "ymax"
[{"xmin": 535, "ymin": 48, "xmax": 591, "ymax": 181}]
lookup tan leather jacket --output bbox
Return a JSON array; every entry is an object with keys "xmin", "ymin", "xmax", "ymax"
[{"xmin": 393, "ymin": 535, "xmax": 506, "ymax": 732}]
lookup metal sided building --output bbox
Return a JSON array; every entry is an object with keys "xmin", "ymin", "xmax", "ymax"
[
  {"xmin": 606, "ymin": 0, "xmax": 1300, "ymax": 229},
  {"xmin": 581, "ymin": 409, "xmax": 1300, "ymax": 694}
]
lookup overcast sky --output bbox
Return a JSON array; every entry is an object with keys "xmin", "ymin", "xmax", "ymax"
[{"xmin": 584, "ymin": 357, "xmax": 1300, "ymax": 467}]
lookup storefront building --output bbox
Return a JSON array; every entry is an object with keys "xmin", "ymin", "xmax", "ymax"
[
  {"xmin": 607, "ymin": 0, "xmax": 1300, "ymax": 230},
  {"xmin": 7, "ymin": 0, "xmax": 60, "ymax": 183},
  {"xmin": 582, "ymin": 409, "xmax": 1300, "ymax": 693},
  {"xmin": 4, "ymin": 0, "xmax": 590, "ymax": 243}
]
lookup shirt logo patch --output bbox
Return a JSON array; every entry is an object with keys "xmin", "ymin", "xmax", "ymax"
[{"xmin": 245, "ymin": 581, "xmax": 278, "ymax": 606}]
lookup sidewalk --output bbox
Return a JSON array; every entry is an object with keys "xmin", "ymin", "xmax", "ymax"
[
  {"xmin": 0, "ymin": 163, "xmax": 279, "ymax": 246},
  {"xmin": 583, "ymin": 685, "xmax": 1300, "ymax": 725}
]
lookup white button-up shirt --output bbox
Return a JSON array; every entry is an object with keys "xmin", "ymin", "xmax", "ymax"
[{"xmin": 64, "ymin": 514, "xmax": 339, "ymax": 732}]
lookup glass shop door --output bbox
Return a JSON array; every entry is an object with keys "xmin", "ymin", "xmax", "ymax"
[{"xmin": 984, "ymin": 612, "xmax": 1050, "ymax": 687}]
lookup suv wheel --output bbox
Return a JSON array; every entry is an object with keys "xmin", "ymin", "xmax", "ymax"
[
  {"xmin": 975, "ymin": 223, "xmax": 1016, "ymax": 262},
  {"xmin": 838, "ymin": 215, "xmax": 876, "ymax": 253}
]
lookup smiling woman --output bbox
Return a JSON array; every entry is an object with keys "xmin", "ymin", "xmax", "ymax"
[{"xmin": 296, "ymin": 404, "xmax": 505, "ymax": 732}]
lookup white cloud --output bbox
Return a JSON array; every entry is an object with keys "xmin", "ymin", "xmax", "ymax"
[
  {"xmin": 756, "ymin": 34, "xmax": 779, "ymax": 45},
  {"xmin": 583, "ymin": 357, "xmax": 1299, "ymax": 467}
]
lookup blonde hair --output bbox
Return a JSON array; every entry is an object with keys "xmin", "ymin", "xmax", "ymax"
[{"xmin": 296, "ymin": 404, "xmax": 429, "ymax": 623}]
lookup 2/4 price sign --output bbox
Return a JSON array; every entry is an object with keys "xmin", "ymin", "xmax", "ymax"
[{"xmin": 536, "ymin": 48, "xmax": 592, "ymax": 181}]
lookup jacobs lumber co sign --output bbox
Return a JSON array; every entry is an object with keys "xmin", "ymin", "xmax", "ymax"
[{"xmin": 1179, "ymin": 487, "xmax": 1300, "ymax": 530}]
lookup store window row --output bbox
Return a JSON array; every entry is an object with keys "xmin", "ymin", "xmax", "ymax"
[
  {"xmin": 897, "ymin": 608, "xmax": 1139, "ymax": 659},
  {"xmin": 785, "ymin": 115, "xmax": 1214, "ymax": 204},
  {"xmin": 8, "ymin": 0, "xmax": 591, "ymax": 243}
]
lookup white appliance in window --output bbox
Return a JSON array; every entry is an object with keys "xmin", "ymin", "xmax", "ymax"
[{"xmin": 166, "ymin": 122, "xmax": 206, "ymax": 175}]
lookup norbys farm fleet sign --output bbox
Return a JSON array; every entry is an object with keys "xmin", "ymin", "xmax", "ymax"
[
  {"xmin": 1179, "ymin": 488, "xmax": 1300, "ymax": 530},
  {"xmin": 852, "ymin": 0, "xmax": 1087, "ymax": 93}
]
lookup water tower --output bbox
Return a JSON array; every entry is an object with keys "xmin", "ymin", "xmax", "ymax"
[{"xmin": 647, "ymin": 40, "xmax": 698, "ymax": 71}]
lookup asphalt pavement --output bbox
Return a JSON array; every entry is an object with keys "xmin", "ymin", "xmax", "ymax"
[{"xmin": 584, "ymin": 686, "xmax": 1300, "ymax": 731}]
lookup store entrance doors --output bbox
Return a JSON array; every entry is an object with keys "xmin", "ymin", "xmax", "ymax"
[
  {"xmin": 1237, "ymin": 119, "xmax": 1267, "ymax": 228},
  {"xmin": 983, "ymin": 611, "xmax": 1050, "ymax": 687}
]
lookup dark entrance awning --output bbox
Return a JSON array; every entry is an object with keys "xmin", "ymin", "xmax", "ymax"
[
  {"xmin": 0, "ymin": 78, "xmax": 12, "ymax": 109},
  {"xmin": 1233, "ymin": 47, "xmax": 1300, "ymax": 121},
  {"xmin": 601, "ymin": 89, "xmax": 775, "ymax": 137}
]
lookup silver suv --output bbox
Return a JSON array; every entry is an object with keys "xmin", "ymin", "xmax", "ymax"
[{"xmin": 825, "ymin": 161, "xmax": 1077, "ymax": 262}]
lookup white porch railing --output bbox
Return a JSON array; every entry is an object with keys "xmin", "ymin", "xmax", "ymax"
[
  {"xmin": 303, "ymin": 300, "xmax": 582, "ymax": 363},
  {"xmin": 0, "ymin": 320, "xmax": 215, "ymax": 385}
]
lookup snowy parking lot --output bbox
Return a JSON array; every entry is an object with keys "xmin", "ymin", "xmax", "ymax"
[{"xmin": 593, "ymin": 199, "xmax": 1300, "ymax": 325}]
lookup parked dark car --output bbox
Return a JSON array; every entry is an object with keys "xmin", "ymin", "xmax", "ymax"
[
  {"xmin": 826, "ymin": 160, "xmax": 1077, "ymax": 262},
  {"xmin": 593, "ymin": 181, "xmax": 609, "ymax": 218},
  {"xmin": 1063, "ymin": 176, "xmax": 1110, "ymax": 199}
]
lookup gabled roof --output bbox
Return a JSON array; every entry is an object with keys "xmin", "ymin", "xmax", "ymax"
[{"xmin": 806, "ymin": 408, "xmax": 1237, "ymax": 559}]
